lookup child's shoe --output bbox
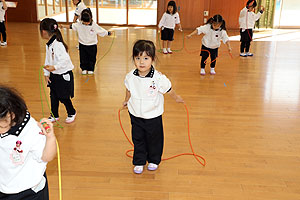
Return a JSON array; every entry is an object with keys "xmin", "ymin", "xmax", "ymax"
[
  {"xmin": 65, "ymin": 112, "xmax": 76, "ymax": 124},
  {"xmin": 246, "ymin": 52, "xmax": 253, "ymax": 56},
  {"xmin": 82, "ymin": 70, "xmax": 87, "ymax": 75},
  {"xmin": 48, "ymin": 116, "xmax": 59, "ymax": 123},
  {"xmin": 167, "ymin": 48, "xmax": 172, "ymax": 54},
  {"xmin": 200, "ymin": 68, "xmax": 206, "ymax": 75},
  {"xmin": 88, "ymin": 71, "xmax": 94, "ymax": 75},
  {"xmin": 147, "ymin": 163, "xmax": 158, "ymax": 171},
  {"xmin": 210, "ymin": 68, "xmax": 216, "ymax": 75},
  {"xmin": 162, "ymin": 48, "xmax": 168, "ymax": 54},
  {"xmin": 133, "ymin": 165, "xmax": 144, "ymax": 174},
  {"xmin": 1, "ymin": 42, "xmax": 7, "ymax": 46},
  {"xmin": 240, "ymin": 53, "xmax": 247, "ymax": 57}
]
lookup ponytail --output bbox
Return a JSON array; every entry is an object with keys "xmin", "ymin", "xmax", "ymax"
[
  {"xmin": 40, "ymin": 18, "xmax": 68, "ymax": 52},
  {"xmin": 206, "ymin": 14, "xmax": 227, "ymax": 30}
]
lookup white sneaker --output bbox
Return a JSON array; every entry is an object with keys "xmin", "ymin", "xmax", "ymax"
[
  {"xmin": 65, "ymin": 112, "xmax": 76, "ymax": 124},
  {"xmin": 1, "ymin": 42, "xmax": 7, "ymax": 46},
  {"xmin": 200, "ymin": 68, "xmax": 206, "ymax": 75},
  {"xmin": 163, "ymin": 48, "xmax": 168, "ymax": 54},
  {"xmin": 240, "ymin": 53, "xmax": 247, "ymax": 57},
  {"xmin": 87, "ymin": 71, "xmax": 94, "ymax": 75},
  {"xmin": 246, "ymin": 52, "xmax": 253, "ymax": 56},
  {"xmin": 82, "ymin": 70, "xmax": 87, "ymax": 75},
  {"xmin": 48, "ymin": 116, "xmax": 59, "ymax": 122},
  {"xmin": 133, "ymin": 165, "xmax": 144, "ymax": 174},
  {"xmin": 147, "ymin": 163, "xmax": 158, "ymax": 171},
  {"xmin": 167, "ymin": 48, "xmax": 172, "ymax": 54},
  {"xmin": 210, "ymin": 68, "xmax": 216, "ymax": 75}
]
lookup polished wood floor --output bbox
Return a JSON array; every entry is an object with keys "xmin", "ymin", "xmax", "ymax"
[{"xmin": 1, "ymin": 23, "xmax": 300, "ymax": 200}]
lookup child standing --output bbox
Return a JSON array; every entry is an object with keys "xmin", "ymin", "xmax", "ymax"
[
  {"xmin": 123, "ymin": 40, "xmax": 184, "ymax": 174},
  {"xmin": 62, "ymin": 8, "xmax": 111, "ymax": 75},
  {"xmin": 0, "ymin": 85, "xmax": 57, "ymax": 200},
  {"xmin": 0, "ymin": 0, "xmax": 7, "ymax": 46},
  {"xmin": 72, "ymin": 0, "xmax": 87, "ymax": 22},
  {"xmin": 40, "ymin": 18, "xmax": 77, "ymax": 123},
  {"xmin": 187, "ymin": 14, "xmax": 232, "ymax": 75},
  {"xmin": 239, "ymin": 0, "xmax": 264, "ymax": 57},
  {"xmin": 158, "ymin": 0, "xmax": 182, "ymax": 54}
]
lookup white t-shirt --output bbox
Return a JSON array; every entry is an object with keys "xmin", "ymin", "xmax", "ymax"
[
  {"xmin": 0, "ymin": 112, "xmax": 47, "ymax": 194},
  {"xmin": 71, "ymin": 21, "xmax": 108, "ymax": 46},
  {"xmin": 0, "ymin": 2, "xmax": 6, "ymax": 22},
  {"xmin": 239, "ymin": 7, "xmax": 262, "ymax": 29},
  {"xmin": 196, "ymin": 24, "xmax": 229, "ymax": 49},
  {"xmin": 75, "ymin": 1, "xmax": 87, "ymax": 21},
  {"xmin": 158, "ymin": 12, "xmax": 180, "ymax": 29},
  {"xmin": 43, "ymin": 37, "xmax": 74, "ymax": 76},
  {"xmin": 125, "ymin": 67, "xmax": 172, "ymax": 119}
]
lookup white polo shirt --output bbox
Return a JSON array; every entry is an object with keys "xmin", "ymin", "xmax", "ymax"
[
  {"xmin": 0, "ymin": 2, "xmax": 6, "ymax": 22},
  {"xmin": 125, "ymin": 67, "xmax": 172, "ymax": 119},
  {"xmin": 0, "ymin": 112, "xmax": 47, "ymax": 194},
  {"xmin": 43, "ymin": 36, "xmax": 74, "ymax": 77},
  {"xmin": 239, "ymin": 7, "xmax": 262, "ymax": 29},
  {"xmin": 71, "ymin": 21, "xmax": 109, "ymax": 46},
  {"xmin": 75, "ymin": 1, "xmax": 87, "ymax": 21},
  {"xmin": 196, "ymin": 24, "xmax": 229, "ymax": 49},
  {"xmin": 158, "ymin": 12, "xmax": 180, "ymax": 29}
]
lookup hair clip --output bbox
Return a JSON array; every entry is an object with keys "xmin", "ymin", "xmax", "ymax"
[{"xmin": 53, "ymin": 24, "xmax": 58, "ymax": 30}]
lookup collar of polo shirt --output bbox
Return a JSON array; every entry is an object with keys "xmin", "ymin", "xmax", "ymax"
[
  {"xmin": 133, "ymin": 65, "xmax": 154, "ymax": 78},
  {"xmin": 0, "ymin": 111, "xmax": 30, "ymax": 138},
  {"xmin": 46, "ymin": 35, "xmax": 57, "ymax": 47}
]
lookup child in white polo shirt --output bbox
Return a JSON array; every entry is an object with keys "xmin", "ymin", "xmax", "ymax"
[
  {"xmin": 72, "ymin": 0, "xmax": 86, "ymax": 22},
  {"xmin": 187, "ymin": 14, "xmax": 232, "ymax": 75},
  {"xmin": 123, "ymin": 40, "xmax": 184, "ymax": 174},
  {"xmin": 0, "ymin": 85, "xmax": 57, "ymax": 199},
  {"xmin": 158, "ymin": 0, "xmax": 182, "ymax": 54},
  {"xmin": 62, "ymin": 8, "xmax": 111, "ymax": 75},
  {"xmin": 0, "ymin": 0, "xmax": 7, "ymax": 46}
]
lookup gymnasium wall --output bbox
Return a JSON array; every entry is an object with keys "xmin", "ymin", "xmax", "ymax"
[{"xmin": 6, "ymin": 0, "xmax": 38, "ymax": 23}]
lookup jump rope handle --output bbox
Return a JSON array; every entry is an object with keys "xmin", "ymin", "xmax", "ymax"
[{"xmin": 41, "ymin": 121, "xmax": 51, "ymax": 133}]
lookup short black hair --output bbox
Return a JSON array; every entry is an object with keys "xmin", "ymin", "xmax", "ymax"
[
  {"xmin": 166, "ymin": 1, "xmax": 177, "ymax": 14},
  {"xmin": 0, "ymin": 85, "xmax": 27, "ymax": 126},
  {"xmin": 246, "ymin": 0, "xmax": 257, "ymax": 8},
  {"xmin": 206, "ymin": 14, "xmax": 226, "ymax": 30},
  {"xmin": 132, "ymin": 40, "xmax": 156, "ymax": 61},
  {"xmin": 81, "ymin": 8, "xmax": 93, "ymax": 23}
]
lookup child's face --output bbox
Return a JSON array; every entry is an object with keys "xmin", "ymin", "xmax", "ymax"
[
  {"xmin": 168, "ymin": 6, "xmax": 174, "ymax": 13},
  {"xmin": 0, "ymin": 113, "xmax": 13, "ymax": 134},
  {"xmin": 134, "ymin": 51, "xmax": 153, "ymax": 77},
  {"xmin": 72, "ymin": 0, "xmax": 79, "ymax": 5},
  {"xmin": 82, "ymin": 21, "xmax": 91, "ymax": 25},
  {"xmin": 40, "ymin": 30, "xmax": 50, "ymax": 40},
  {"xmin": 212, "ymin": 22, "xmax": 222, "ymax": 30},
  {"xmin": 248, "ymin": 6, "xmax": 254, "ymax": 11}
]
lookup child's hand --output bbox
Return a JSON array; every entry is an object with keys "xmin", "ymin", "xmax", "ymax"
[
  {"xmin": 108, "ymin": 31, "xmax": 112, "ymax": 36},
  {"xmin": 122, "ymin": 101, "xmax": 128, "ymax": 108},
  {"xmin": 186, "ymin": 35, "xmax": 192, "ymax": 39},
  {"xmin": 44, "ymin": 76, "xmax": 51, "ymax": 84},
  {"xmin": 228, "ymin": 47, "xmax": 232, "ymax": 54},
  {"xmin": 175, "ymin": 95, "xmax": 184, "ymax": 103},
  {"xmin": 38, "ymin": 118, "xmax": 55, "ymax": 138},
  {"xmin": 44, "ymin": 65, "xmax": 55, "ymax": 72},
  {"xmin": 179, "ymin": 28, "xmax": 183, "ymax": 32}
]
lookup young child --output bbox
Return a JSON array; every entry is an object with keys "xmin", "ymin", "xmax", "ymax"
[
  {"xmin": 40, "ymin": 18, "xmax": 77, "ymax": 123},
  {"xmin": 0, "ymin": 85, "xmax": 57, "ymax": 199},
  {"xmin": 62, "ymin": 8, "xmax": 112, "ymax": 75},
  {"xmin": 239, "ymin": 0, "xmax": 264, "ymax": 57},
  {"xmin": 123, "ymin": 40, "xmax": 184, "ymax": 174},
  {"xmin": 0, "ymin": 0, "xmax": 7, "ymax": 46},
  {"xmin": 72, "ymin": 0, "xmax": 87, "ymax": 23},
  {"xmin": 158, "ymin": 0, "xmax": 182, "ymax": 54},
  {"xmin": 187, "ymin": 14, "xmax": 232, "ymax": 75}
]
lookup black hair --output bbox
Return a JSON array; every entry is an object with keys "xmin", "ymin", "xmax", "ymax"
[
  {"xmin": 132, "ymin": 40, "xmax": 156, "ymax": 61},
  {"xmin": 166, "ymin": 1, "xmax": 177, "ymax": 15},
  {"xmin": 246, "ymin": 0, "xmax": 257, "ymax": 8},
  {"xmin": 206, "ymin": 14, "xmax": 226, "ymax": 30},
  {"xmin": 40, "ymin": 18, "xmax": 68, "ymax": 51},
  {"xmin": 81, "ymin": 8, "xmax": 93, "ymax": 23},
  {"xmin": 0, "ymin": 85, "xmax": 27, "ymax": 126}
]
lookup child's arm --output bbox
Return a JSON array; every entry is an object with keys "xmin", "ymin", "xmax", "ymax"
[
  {"xmin": 168, "ymin": 89, "xmax": 184, "ymax": 103},
  {"xmin": 38, "ymin": 119, "xmax": 57, "ymax": 162},
  {"xmin": 225, "ymin": 41, "xmax": 232, "ymax": 53},
  {"xmin": 73, "ymin": 15, "xmax": 79, "ymax": 23},
  {"xmin": 177, "ymin": 23, "xmax": 183, "ymax": 31},
  {"xmin": 123, "ymin": 89, "xmax": 131, "ymax": 108},
  {"xmin": 1, "ymin": 0, "xmax": 7, "ymax": 10},
  {"xmin": 186, "ymin": 29, "xmax": 198, "ymax": 39}
]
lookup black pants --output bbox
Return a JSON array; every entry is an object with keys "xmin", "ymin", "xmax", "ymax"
[
  {"xmin": 129, "ymin": 113, "xmax": 164, "ymax": 166},
  {"xmin": 0, "ymin": 173, "xmax": 49, "ymax": 200},
  {"xmin": 79, "ymin": 43, "xmax": 97, "ymax": 71},
  {"xmin": 240, "ymin": 29, "xmax": 253, "ymax": 53},
  {"xmin": 50, "ymin": 89, "xmax": 76, "ymax": 118},
  {"xmin": 200, "ymin": 45, "xmax": 218, "ymax": 69},
  {"xmin": 0, "ymin": 22, "xmax": 6, "ymax": 42}
]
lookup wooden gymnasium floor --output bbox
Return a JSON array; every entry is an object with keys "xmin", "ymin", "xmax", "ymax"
[{"xmin": 1, "ymin": 23, "xmax": 300, "ymax": 200}]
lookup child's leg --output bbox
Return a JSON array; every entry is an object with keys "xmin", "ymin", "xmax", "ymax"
[
  {"xmin": 129, "ymin": 113, "xmax": 147, "ymax": 166},
  {"xmin": 245, "ymin": 41, "xmax": 251, "ymax": 53},
  {"xmin": 0, "ymin": 22, "xmax": 6, "ymax": 42},
  {"xmin": 145, "ymin": 115, "xmax": 164, "ymax": 165},
  {"xmin": 167, "ymin": 40, "xmax": 172, "ymax": 53},
  {"xmin": 79, "ymin": 44, "xmax": 88, "ymax": 71},
  {"xmin": 60, "ymin": 98, "xmax": 76, "ymax": 116},
  {"xmin": 50, "ymin": 90, "xmax": 60, "ymax": 118},
  {"xmin": 200, "ymin": 51, "xmax": 209, "ymax": 69},
  {"xmin": 88, "ymin": 45, "xmax": 97, "ymax": 72},
  {"xmin": 240, "ymin": 42, "xmax": 246, "ymax": 53}
]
